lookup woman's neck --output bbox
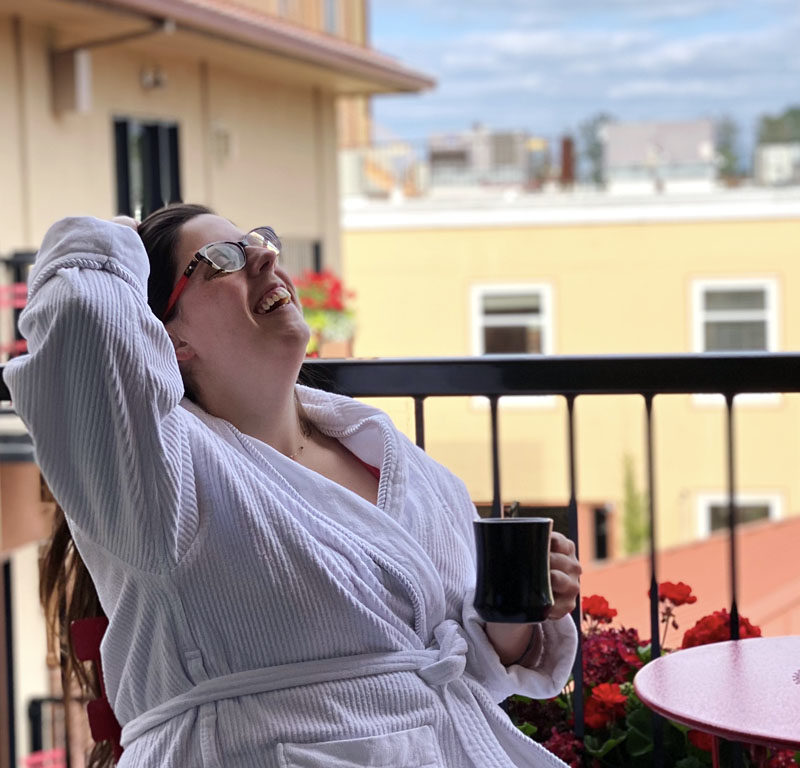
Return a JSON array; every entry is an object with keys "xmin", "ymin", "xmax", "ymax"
[{"xmin": 194, "ymin": 366, "xmax": 306, "ymax": 458}]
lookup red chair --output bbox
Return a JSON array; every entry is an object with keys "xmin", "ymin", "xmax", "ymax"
[{"xmin": 69, "ymin": 617, "xmax": 124, "ymax": 763}]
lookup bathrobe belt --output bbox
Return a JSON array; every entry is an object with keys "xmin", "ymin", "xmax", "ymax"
[{"xmin": 121, "ymin": 620, "xmax": 483, "ymax": 749}]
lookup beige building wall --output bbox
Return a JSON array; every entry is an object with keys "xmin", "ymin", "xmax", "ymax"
[
  {"xmin": 0, "ymin": 14, "xmax": 342, "ymax": 270},
  {"xmin": 0, "ymin": 17, "xmax": 25, "ymax": 253},
  {"xmin": 343, "ymin": 205, "xmax": 800, "ymax": 551}
]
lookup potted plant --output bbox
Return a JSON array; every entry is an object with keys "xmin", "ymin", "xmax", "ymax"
[
  {"xmin": 293, "ymin": 269, "xmax": 356, "ymax": 358},
  {"xmin": 506, "ymin": 584, "xmax": 798, "ymax": 767}
]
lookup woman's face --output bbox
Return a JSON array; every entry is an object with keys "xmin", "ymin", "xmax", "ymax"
[{"xmin": 166, "ymin": 214, "xmax": 310, "ymax": 375}]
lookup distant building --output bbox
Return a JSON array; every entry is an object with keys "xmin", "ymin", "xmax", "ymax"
[
  {"xmin": 427, "ymin": 125, "xmax": 545, "ymax": 187},
  {"xmin": 604, "ymin": 119, "xmax": 717, "ymax": 195},
  {"xmin": 754, "ymin": 143, "xmax": 800, "ymax": 186}
]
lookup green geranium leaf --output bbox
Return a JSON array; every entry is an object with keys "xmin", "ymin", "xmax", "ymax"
[
  {"xmin": 625, "ymin": 708, "xmax": 654, "ymax": 757},
  {"xmin": 584, "ymin": 733, "xmax": 627, "ymax": 758},
  {"xmin": 675, "ymin": 757, "xmax": 706, "ymax": 768},
  {"xmin": 637, "ymin": 644, "xmax": 652, "ymax": 663},
  {"xmin": 518, "ymin": 722, "xmax": 537, "ymax": 738}
]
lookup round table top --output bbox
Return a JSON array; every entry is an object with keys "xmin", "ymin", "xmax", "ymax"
[{"xmin": 634, "ymin": 636, "xmax": 800, "ymax": 751}]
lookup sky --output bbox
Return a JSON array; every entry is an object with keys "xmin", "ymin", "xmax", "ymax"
[{"xmin": 369, "ymin": 0, "xmax": 800, "ymax": 164}]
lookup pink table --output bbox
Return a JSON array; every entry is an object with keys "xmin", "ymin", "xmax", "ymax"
[{"xmin": 634, "ymin": 636, "xmax": 800, "ymax": 767}]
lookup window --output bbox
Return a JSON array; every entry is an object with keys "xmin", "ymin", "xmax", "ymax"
[
  {"xmin": 472, "ymin": 285, "xmax": 552, "ymax": 355},
  {"xmin": 691, "ymin": 279, "xmax": 779, "ymax": 404},
  {"xmin": 471, "ymin": 285, "xmax": 554, "ymax": 407},
  {"xmin": 593, "ymin": 506, "xmax": 610, "ymax": 561},
  {"xmin": 693, "ymin": 279, "xmax": 777, "ymax": 353},
  {"xmin": 697, "ymin": 494, "xmax": 781, "ymax": 538},
  {"xmin": 114, "ymin": 118, "xmax": 181, "ymax": 219}
]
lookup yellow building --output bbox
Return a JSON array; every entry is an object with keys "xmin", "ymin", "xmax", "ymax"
[
  {"xmin": 342, "ymin": 189, "xmax": 800, "ymax": 556},
  {"xmin": 0, "ymin": 1, "xmax": 431, "ymax": 764}
]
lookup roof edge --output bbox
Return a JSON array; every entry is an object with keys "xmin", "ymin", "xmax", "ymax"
[{"xmin": 84, "ymin": 0, "xmax": 435, "ymax": 93}]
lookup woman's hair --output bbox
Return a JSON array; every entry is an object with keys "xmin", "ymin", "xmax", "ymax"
[
  {"xmin": 138, "ymin": 202, "xmax": 215, "ymax": 319},
  {"xmin": 39, "ymin": 203, "xmax": 213, "ymax": 766},
  {"xmin": 40, "ymin": 506, "xmax": 115, "ymax": 767}
]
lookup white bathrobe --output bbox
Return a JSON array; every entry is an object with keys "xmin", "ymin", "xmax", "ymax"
[{"xmin": 5, "ymin": 217, "xmax": 576, "ymax": 768}]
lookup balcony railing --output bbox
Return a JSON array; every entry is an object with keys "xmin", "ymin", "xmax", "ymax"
[
  {"xmin": 298, "ymin": 352, "xmax": 800, "ymax": 767},
  {"xmin": 4, "ymin": 351, "xmax": 800, "ymax": 767}
]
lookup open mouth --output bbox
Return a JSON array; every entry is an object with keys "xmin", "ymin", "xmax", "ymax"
[{"xmin": 255, "ymin": 286, "xmax": 292, "ymax": 315}]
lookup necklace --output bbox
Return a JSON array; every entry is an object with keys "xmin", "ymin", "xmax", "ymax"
[{"xmin": 287, "ymin": 421, "xmax": 313, "ymax": 462}]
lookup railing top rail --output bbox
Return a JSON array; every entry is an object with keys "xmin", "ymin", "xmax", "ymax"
[
  {"xmin": 300, "ymin": 352, "xmax": 800, "ymax": 398},
  {"xmin": 2, "ymin": 352, "xmax": 800, "ymax": 402}
]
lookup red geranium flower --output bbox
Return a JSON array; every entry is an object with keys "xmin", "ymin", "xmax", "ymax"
[
  {"xmin": 583, "ymin": 697, "xmax": 613, "ymax": 729},
  {"xmin": 688, "ymin": 729, "xmax": 715, "ymax": 751},
  {"xmin": 582, "ymin": 595, "xmax": 617, "ymax": 623},
  {"xmin": 681, "ymin": 609, "xmax": 761, "ymax": 649},
  {"xmin": 591, "ymin": 682, "xmax": 627, "ymax": 708},
  {"xmin": 766, "ymin": 750, "xmax": 799, "ymax": 768},
  {"xmin": 658, "ymin": 581, "xmax": 698, "ymax": 607}
]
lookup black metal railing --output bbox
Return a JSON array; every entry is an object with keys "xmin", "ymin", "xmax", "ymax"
[
  {"xmin": 4, "ymin": 351, "xmax": 800, "ymax": 767},
  {"xmin": 299, "ymin": 352, "xmax": 800, "ymax": 767}
]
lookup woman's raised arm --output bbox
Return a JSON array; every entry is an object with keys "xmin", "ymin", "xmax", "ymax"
[{"xmin": 4, "ymin": 217, "xmax": 190, "ymax": 570}]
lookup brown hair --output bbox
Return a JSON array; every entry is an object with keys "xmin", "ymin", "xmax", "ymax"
[{"xmin": 39, "ymin": 203, "xmax": 213, "ymax": 766}]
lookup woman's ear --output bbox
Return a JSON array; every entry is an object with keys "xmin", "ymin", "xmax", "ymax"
[{"xmin": 167, "ymin": 329, "xmax": 196, "ymax": 363}]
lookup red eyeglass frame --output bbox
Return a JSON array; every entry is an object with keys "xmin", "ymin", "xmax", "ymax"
[{"xmin": 161, "ymin": 228, "xmax": 279, "ymax": 320}]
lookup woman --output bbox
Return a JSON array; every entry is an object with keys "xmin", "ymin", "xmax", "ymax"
[{"xmin": 7, "ymin": 205, "xmax": 580, "ymax": 768}]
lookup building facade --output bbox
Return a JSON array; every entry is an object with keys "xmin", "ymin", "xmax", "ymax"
[
  {"xmin": 0, "ymin": 1, "xmax": 431, "ymax": 764},
  {"xmin": 342, "ymin": 188, "xmax": 800, "ymax": 558},
  {"xmin": 604, "ymin": 119, "xmax": 717, "ymax": 195}
]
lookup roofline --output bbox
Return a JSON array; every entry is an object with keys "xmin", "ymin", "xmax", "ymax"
[
  {"xmin": 342, "ymin": 188, "xmax": 800, "ymax": 230},
  {"xmin": 70, "ymin": 0, "xmax": 435, "ymax": 93}
]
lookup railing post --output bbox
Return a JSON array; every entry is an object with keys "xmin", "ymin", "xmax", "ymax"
[
  {"xmin": 725, "ymin": 394, "xmax": 740, "ymax": 640},
  {"xmin": 725, "ymin": 393, "xmax": 744, "ymax": 768},
  {"xmin": 565, "ymin": 395, "xmax": 584, "ymax": 740},
  {"xmin": 644, "ymin": 394, "xmax": 664, "ymax": 768},
  {"xmin": 413, "ymin": 396, "xmax": 426, "ymax": 450},
  {"xmin": 489, "ymin": 396, "xmax": 501, "ymax": 518}
]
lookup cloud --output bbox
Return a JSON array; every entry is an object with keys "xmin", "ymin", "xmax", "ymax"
[
  {"xmin": 608, "ymin": 78, "xmax": 742, "ymax": 100},
  {"xmin": 370, "ymin": 1, "xmax": 800, "ymax": 144}
]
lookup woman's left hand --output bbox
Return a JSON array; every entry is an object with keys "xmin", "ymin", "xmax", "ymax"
[{"xmin": 548, "ymin": 531, "xmax": 582, "ymax": 621}]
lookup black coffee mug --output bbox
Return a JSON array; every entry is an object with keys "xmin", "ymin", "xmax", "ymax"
[{"xmin": 473, "ymin": 517, "xmax": 554, "ymax": 623}]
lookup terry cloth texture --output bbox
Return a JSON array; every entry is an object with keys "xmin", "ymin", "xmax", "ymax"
[{"xmin": 5, "ymin": 217, "xmax": 577, "ymax": 768}]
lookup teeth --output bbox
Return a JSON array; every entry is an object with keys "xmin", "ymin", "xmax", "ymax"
[{"xmin": 255, "ymin": 286, "xmax": 291, "ymax": 315}]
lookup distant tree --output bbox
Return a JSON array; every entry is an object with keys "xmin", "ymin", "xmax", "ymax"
[
  {"xmin": 622, "ymin": 454, "xmax": 648, "ymax": 556},
  {"xmin": 715, "ymin": 116, "xmax": 740, "ymax": 179},
  {"xmin": 578, "ymin": 112, "xmax": 614, "ymax": 186},
  {"xmin": 757, "ymin": 106, "xmax": 800, "ymax": 144}
]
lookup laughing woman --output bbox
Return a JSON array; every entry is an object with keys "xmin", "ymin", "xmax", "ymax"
[{"xmin": 5, "ymin": 205, "xmax": 579, "ymax": 768}]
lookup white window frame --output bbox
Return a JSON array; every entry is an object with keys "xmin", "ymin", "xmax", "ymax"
[
  {"xmin": 470, "ymin": 283, "xmax": 555, "ymax": 408},
  {"xmin": 696, "ymin": 492, "xmax": 782, "ymax": 539},
  {"xmin": 691, "ymin": 278, "xmax": 780, "ymax": 406}
]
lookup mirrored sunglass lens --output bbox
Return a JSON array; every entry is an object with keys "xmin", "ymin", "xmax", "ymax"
[
  {"xmin": 246, "ymin": 228, "xmax": 280, "ymax": 252},
  {"xmin": 205, "ymin": 243, "xmax": 245, "ymax": 271}
]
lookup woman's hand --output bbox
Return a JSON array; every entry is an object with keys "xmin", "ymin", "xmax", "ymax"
[{"xmin": 548, "ymin": 531, "xmax": 581, "ymax": 620}]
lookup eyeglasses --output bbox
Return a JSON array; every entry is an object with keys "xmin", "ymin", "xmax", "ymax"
[{"xmin": 162, "ymin": 226, "xmax": 281, "ymax": 320}]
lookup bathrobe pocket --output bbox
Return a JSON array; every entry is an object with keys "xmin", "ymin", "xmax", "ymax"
[{"xmin": 277, "ymin": 725, "xmax": 444, "ymax": 768}]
